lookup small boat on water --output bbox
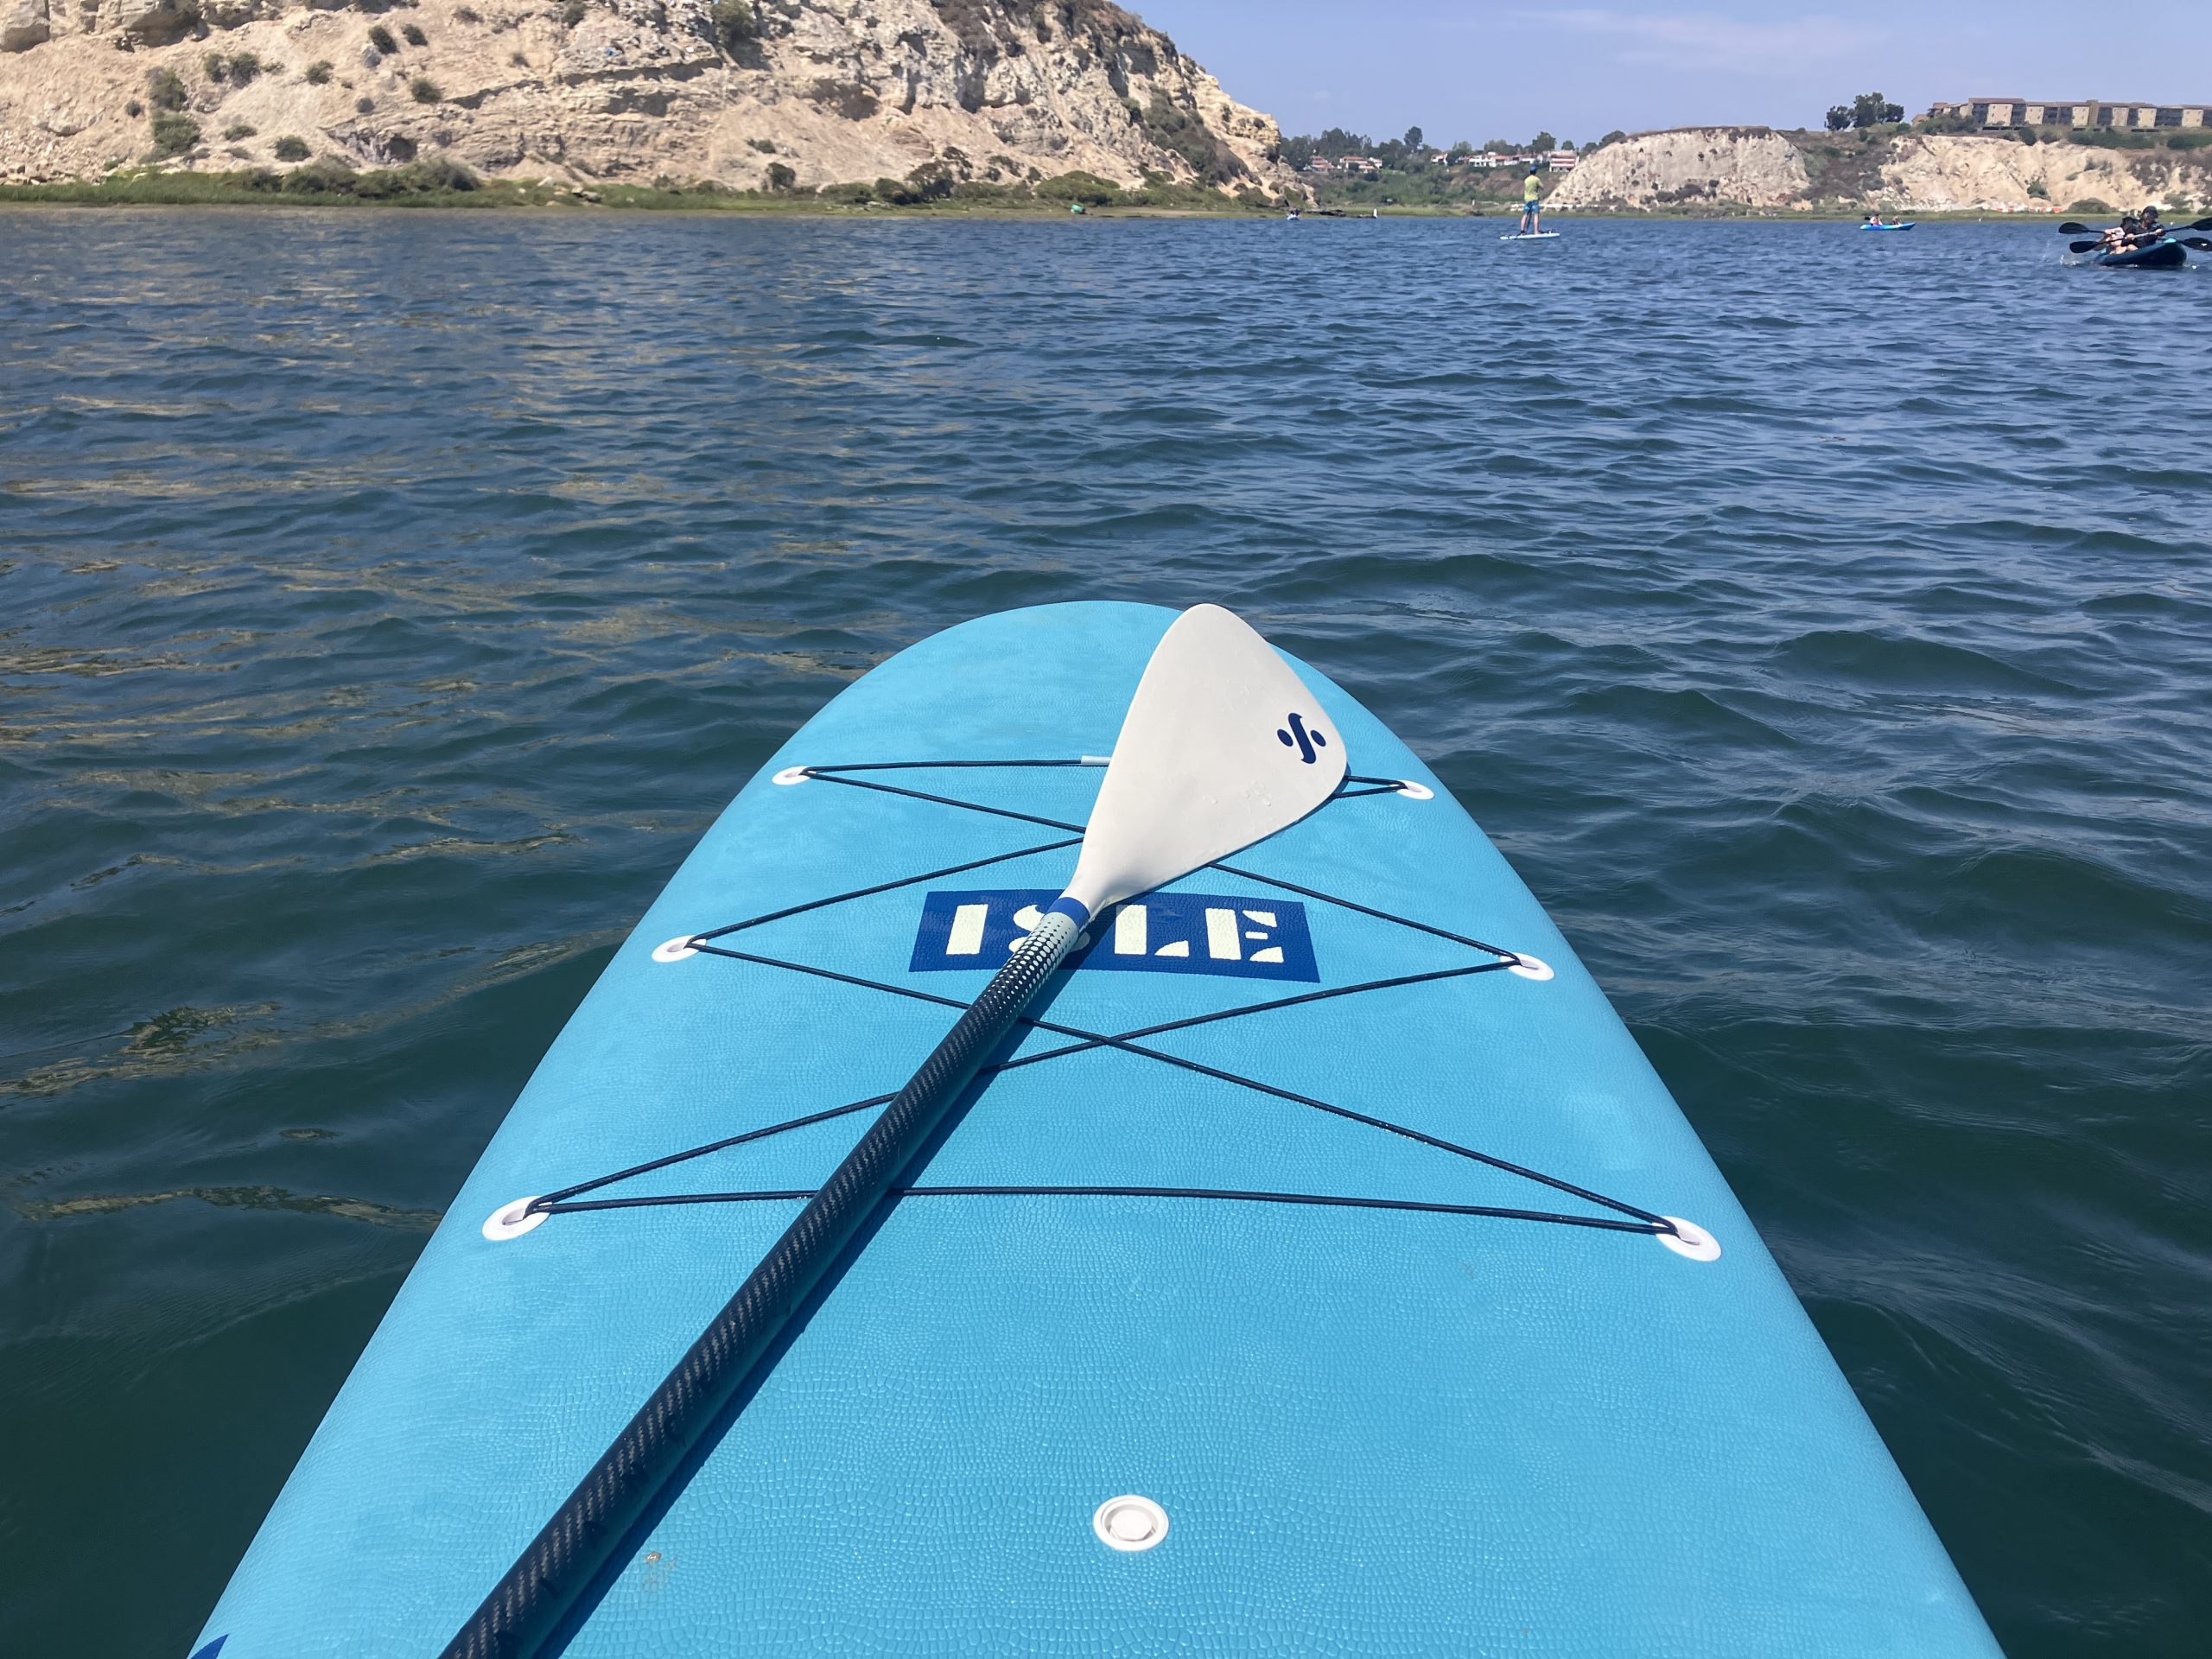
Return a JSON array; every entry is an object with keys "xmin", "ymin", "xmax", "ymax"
[{"xmin": 2096, "ymin": 238, "xmax": 2187, "ymax": 270}]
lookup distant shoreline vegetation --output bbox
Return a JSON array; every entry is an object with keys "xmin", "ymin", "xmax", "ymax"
[
  {"xmin": 1274, "ymin": 124, "xmax": 1624, "ymax": 209},
  {"xmin": 0, "ymin": 162, "xmax": 1292, "ymax": 213}
]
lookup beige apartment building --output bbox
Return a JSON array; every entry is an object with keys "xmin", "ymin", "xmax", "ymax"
[{"xmin": 1928, "ymin": 98, "xmax": 2210, "ymax": 130}]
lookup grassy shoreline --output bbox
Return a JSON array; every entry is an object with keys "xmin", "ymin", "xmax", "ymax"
[
  {"xmin": 0, "ymin": 165, "xmax": 1283, "ymax": 215},
  {"xmin": 0, "ymin": 169, "xmax": 2101, "ymax": 225}
]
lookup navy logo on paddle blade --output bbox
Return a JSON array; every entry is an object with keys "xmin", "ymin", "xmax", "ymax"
[
  {"xmin": 911, "ymin": 890, "xmax": 1319, "ymax": 982},
  {"xmin": 1275, "ymin": 712, "xmax": 1327, "ymax": 764}
]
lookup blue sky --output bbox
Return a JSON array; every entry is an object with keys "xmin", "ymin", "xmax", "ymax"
[{"xmin": 1141, "ymin": 2, "xmax": 2212, "ymax": 148}]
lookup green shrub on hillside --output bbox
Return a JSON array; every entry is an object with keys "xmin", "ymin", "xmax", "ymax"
[
  {"xmin": 2068, "ymin": 198, "xmax": 2113, "ymax": 215},
  {"xmin": 747, "ymin": 137, "xmax": 775, "ymax": 153},
  {"xmin": 147, "ymin": 67, "xmax": 188, "ymax": 111},
  {"xmin": 2069, "ymin": 129, "xmax": 2156, "ymax": 150},
  {"xmin": 764, "ymin": 162, "xmax": 796, "ymax": 192},
  {"xmin": 149, "ymin": 111, "xmax": 200, "ymax": 157},
  {"xmin": 1036, "ymin": 169, "xmax": 1122, "ymax": 206},
  {"xmin": 353, "ymin": 158, "xmax": 478, "ymax": 197},
  {"xmin": 814, "ymin": 181, "xmax": 872, "ymax": 204},
  {"xmin": 125, "ymin": 99, "xmax": 144, "ymax": 118},
  {"xmin": 402, "ymin": 22, "xmax": 426, "ymax": 44},
  {"xmin": 410, "ymin": 76, "xmax": 441, "ymax": 103},
  {"xmin": 560, "ymin": 0, "xmax": 585, "ymax": 24},
  {"xmin": 367, "ymin": 24, "xmax": 397, "ymax": 52},
  {"xmin": 906, "ymin": 161, "xmax": 954, "ymax": 200},
  {"xmin": 281, "ymin": 157, "xmax": 361, "ymax": 194},
  {"xmin": 1138, "ymin": 91, "xmax": 1244, "ymax": 184},
  {"xmin": 224, "ymin": 122, "xmax": 256, "ymax": 140},
  {"xmin": 305, "ymin": 60, "xmax": 334, "ymax": 84},
  {"xmin": 711, "ymin": 0, "xmax": 753, "ymax": 47},
  {"xmin": 273, "ymin": 135, "xmax": 310, "ymax": 161}
]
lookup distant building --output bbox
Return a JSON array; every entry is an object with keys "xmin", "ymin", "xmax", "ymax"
[
  {"xmin": 1304, "ymin": 156, "xmax": 1336, "ymax": 173},
  {"xmin": 1546, "ymin": 149, "xmax": 1580, "ymax": 171},
  {"xmin": 1927, "ymin": 97, "xmax": 2209, "ymax": 130}
]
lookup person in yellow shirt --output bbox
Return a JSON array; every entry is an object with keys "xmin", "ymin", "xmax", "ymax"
[{"xmin": 1519, "ymin": 166, "xmax": 1543, "ymax": 235}]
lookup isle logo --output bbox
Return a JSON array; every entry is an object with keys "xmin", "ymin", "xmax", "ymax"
[
  {"xmin": 910, "ymin": 890, "xmax": 1319, "ymax": 982},
  {"xmin": 1276, "ymin": 711, "xmax": 1328, "ymax": 764}
]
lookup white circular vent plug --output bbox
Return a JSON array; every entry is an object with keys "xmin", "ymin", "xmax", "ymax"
[
  {"xmin": 1092, "ymin": 1494, "xmax": 1169, "ymax": 1553},
  {"xmin": 772, "ymin": 766, "xmax": 810, "ymax": 785},
  {"xmin": 1659, "ymin": 1216, "xmax": 1721, "ymax": 1262},
  {"xmin": 1506, "ymin": 953, "xmax": 1554, "ymax": 981},
  {"xmin": 483, "ymin": 1197, "xmax": 547, "ymax": 1243},
  {"xmin": 1396, "ymin": 780, "xmax": 1435, "ymax": 800},
  {"xmin": 652, "ymin": 936, "xmax": 700, "ymax": 963}
]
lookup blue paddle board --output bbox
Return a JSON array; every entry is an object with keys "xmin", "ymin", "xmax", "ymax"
[{"xmin": 194, "ymin": 601, "xmax": 2000, "ymax": 1656}]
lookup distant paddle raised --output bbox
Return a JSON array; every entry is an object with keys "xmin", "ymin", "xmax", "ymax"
[{"xmin": 440, "ymin": 604, "xmax": 1347, "ymax": 1659}]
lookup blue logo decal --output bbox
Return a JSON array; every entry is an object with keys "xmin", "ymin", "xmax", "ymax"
[
  {"xmin": 189, "ymin": 1640, "xmax": 227, "ymax": 1659},
  {"xmin": 1275, "ymin": 711, "xmax": 1327, "ymax": 764},
  {"xmin": 911, "ymin": 890, "xmax": 1319, "ymax": 982}
]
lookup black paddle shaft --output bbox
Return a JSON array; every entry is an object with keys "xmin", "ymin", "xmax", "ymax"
[{"xmin": 441, "ymin": 913, "xmax": 1082, "ymax": 1659}]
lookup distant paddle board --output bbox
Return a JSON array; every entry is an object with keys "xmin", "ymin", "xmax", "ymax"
[
  {"xmin": 192, "ymin": 602, "xmax": 2003, "ymax": 1658},
  {"xmin": 1501, "ymin": 231, "xmax": 1560, "ymax": 241}
]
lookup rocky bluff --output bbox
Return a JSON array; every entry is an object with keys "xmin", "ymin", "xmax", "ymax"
[
  {"xmin": 0, "ymin": 0, "xmax": 1294, "ymax": 194},
  {"xmin": 1550, "ymin": 125, "xmax": 2210, "ymax": 215}
]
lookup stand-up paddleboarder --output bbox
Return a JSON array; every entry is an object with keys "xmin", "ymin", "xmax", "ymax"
[{"xmin": 1519, "ymin": 166, "xmax": 1543, "ymax": 235}]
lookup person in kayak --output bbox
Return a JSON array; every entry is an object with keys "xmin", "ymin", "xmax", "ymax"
[
  {"xmin": 2101, "ymin": 213, "xmax": 2140, "ymax": 253},
  {"xmin": 1519, "ymin": 167, "xmax": 1543, "ymax": 235},
  {"xmin": 2136, "ymin": 205, "xmax": 2164, "ymax": 244}
]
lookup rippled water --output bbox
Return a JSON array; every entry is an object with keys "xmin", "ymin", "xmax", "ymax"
[{"xmin": 2, "ymin": 209, "xmax": 2208, "ymax": 1656}]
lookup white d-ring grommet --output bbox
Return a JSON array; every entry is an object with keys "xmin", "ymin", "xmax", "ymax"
[
  {"xmin": 1658, "ymin": 1217, "xmax": 1720, "ymax": 1262},
  {"xmin": 483, "ymin": 1197, "xmax": 548, "ymax": 1242},
  {"xmin": 772, "ymin": 766, "xmax": 810, "ymax": 785},
  {"xmin": 1507, "ymin": 954, "xmax": 1554, "ymax": 981},
  {"xmin": 1093, "ymin": 1494, "xmax": 1169, "ymax": 1553},
  {"xmin": 652, "ymin": 937, "xmax": 699, "ymax": 963},
  {"xmin": 1396, "ymin": 780, "xmax": 1435, "ymax": 800}
]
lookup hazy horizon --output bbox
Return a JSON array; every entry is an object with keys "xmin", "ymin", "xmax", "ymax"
[{"xmin": 1142, "ymin": 1, "xmax": 2212, "ymax": 149}]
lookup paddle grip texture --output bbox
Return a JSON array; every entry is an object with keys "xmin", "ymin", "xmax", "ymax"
[{"xmin": 442, "ymin": 911, "xmax": 1082, "ymax": 1659}]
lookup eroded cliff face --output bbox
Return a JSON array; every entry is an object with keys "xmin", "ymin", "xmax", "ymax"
[
  {"xmin": 0, "ymin": 0, "xmax": 1293, "ymax": 192},
  {"xmin": 1548, "ymin": 128, "xmax": 1809, "ymax": 211},
  {"xmin": 1880, "ymin": 134, "xmax": 2200, "ymax": 213},
  {"xmin": 1550, "ymin": 125, "xmax": 2208, "ymax": 214}
]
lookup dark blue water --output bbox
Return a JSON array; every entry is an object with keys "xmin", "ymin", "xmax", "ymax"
[{"xmin": 3, "ymin": 210, "xmax": 2208, "ymax": 1656}]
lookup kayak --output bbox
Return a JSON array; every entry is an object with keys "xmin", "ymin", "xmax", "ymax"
[
  {"xmin": 1500, "ymin": 231, "xmax": 1560, "ymax": 241},
  {"xmin": 2096, "ymin": 238, "xmax": 2187, "ymax": 269},
  {"xmin": 192, "ymin": 601, "xmax": 2002, "ymax": 1658},
  {"xmin": 1858, "ymin": 221, "xmax": 1916, "ymax": 231}
]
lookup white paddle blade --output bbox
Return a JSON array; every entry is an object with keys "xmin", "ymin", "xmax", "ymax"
[{"xmin": 1064, "ymin": 605, "xmax": 1347, "ymax": 916}]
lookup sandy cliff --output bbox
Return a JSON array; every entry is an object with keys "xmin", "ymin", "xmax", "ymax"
[
  {"xmin": 1551, "ymin": 126, "xmax": 2209, "ymax": 214},
  {"xmin": 0, "ymin": 0, "xmax": 1293, "ymax": 193},
  {"xmin": 1548, "ymin": 127, "xmax": 1808, "ymax": 210},
  {"xmin": 1879, "ymin": 134, "xmax": 2202, "ymax": 213}
]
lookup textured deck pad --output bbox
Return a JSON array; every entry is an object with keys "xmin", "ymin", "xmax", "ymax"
[{"xmin": 197, "ymin": 602, "xmax": 2000, "ymax": 1657}]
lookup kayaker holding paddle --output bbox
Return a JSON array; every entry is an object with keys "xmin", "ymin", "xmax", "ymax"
[{"xmin": 1520, "ymin": 166, "xmax": 1543, "ymax": 235}]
